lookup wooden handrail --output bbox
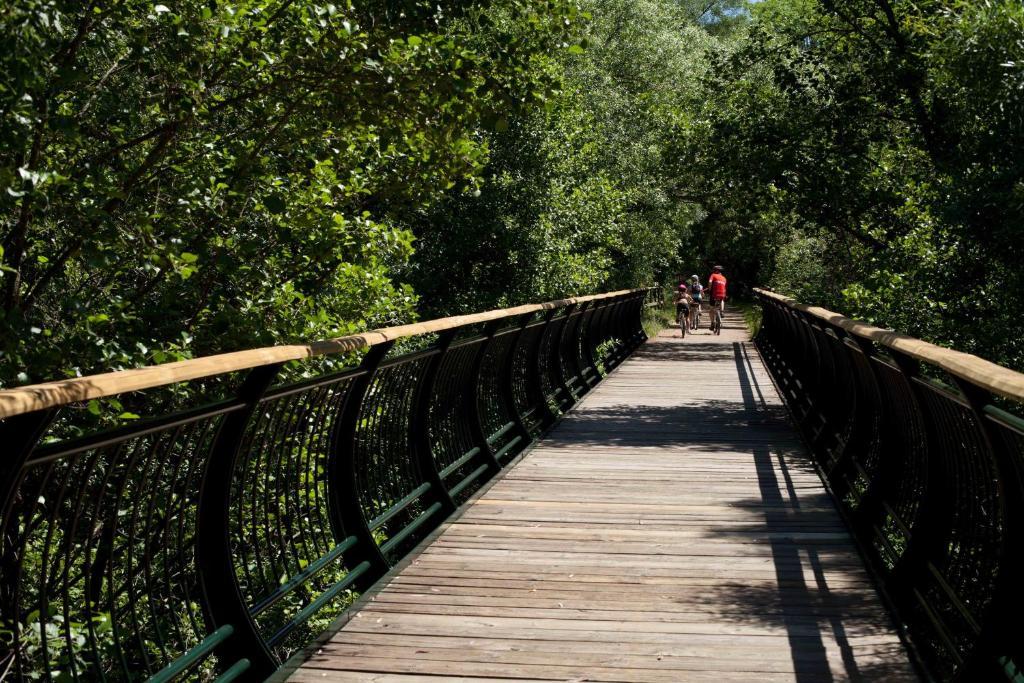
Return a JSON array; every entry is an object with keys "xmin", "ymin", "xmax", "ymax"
[
  {"xmin": 0, "ymin": 288, "xmax": 648, "ymax": 419},
  {"xmin": 754, "ymin": 287, "xmax": 1024, "ymax": 402}
]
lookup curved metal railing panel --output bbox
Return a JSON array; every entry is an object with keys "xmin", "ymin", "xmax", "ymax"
[
  {"xmin": 0, "ymin": 289, "xmax": 651, "ymax": 682},
  {"xmin": 753, "ymin": 288, "xmax": 1024, "ymax": 682}
]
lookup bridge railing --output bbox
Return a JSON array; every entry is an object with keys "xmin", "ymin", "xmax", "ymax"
[
  {"xmin": 754, "ymin": 288, "xmax": 1024, "ymax": 682},
  {"xmin": 0, "ymin": 288, "xmax": 652, "ymax": 682}
]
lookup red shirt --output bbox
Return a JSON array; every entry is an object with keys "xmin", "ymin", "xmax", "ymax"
[{"xmin": 708, "ymin": 273, "xmax": 727, "ymax": 299}]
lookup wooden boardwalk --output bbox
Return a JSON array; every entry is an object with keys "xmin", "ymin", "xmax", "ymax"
[{"xmin": 284, "ymin": 311, "xmax": 918, "ymax": 682}]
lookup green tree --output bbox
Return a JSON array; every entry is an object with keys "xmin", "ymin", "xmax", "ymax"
[
  {"xmin": 406, "ymin": 0, "xmax": 734, "ymax": 315},
  {"xmin": 0, "ymin": 0, "xmax": 584, "ymax": 385},
  {"xmin": 681, "ymin": 0, "xmax": 1024, "ymax": 367}
]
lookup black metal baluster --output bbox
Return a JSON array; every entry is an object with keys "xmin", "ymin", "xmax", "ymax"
[
  {"xmin": 467, "ymin": 320, "xmax": 504, "ymax": 472},
  {"xmin": 845, "ymin": 336, "xmax": 899, "ymax": 549},
  {"xmin": 577, "ymin": 302, "xmax": 601, "ymax": 388},
  {"xmin": 551, "ymin": 303, "xmax": 578, "ymax": 407},
  {"xmin": 525, "ymin": 309, "xmax": 560, "ymax": 430},
  {"xmin": 197, "ymin": 363, "xmax": 283, "ymax": 680},
  {"xmin": 626, "ymin": 290, "xmax": 643, "ymax": 350},
  {"xmin": 410, "ymin": 331, "xmax": 459, "ymax": 516},
  {"xmin": 503, "ymin": 313, "xmax": 537, "ymax": 444},
  {"xmin": 949, "ymin": 378, "xmax": 1019, "ymax": 680},
  {"xmin": 882, "ymin": 351, "xmax": 958, "ymax": 649},
  {"xmin": 0, "ymin": 408, "xmax": 56, "ymax": 680},
  {"xmin": 563, "ymin": 302, "xmax": 590, "ymax": 400},
  {"xmin": 584, "ymin": 298, "xmax": 611, "ymax": 379},
  {"xmin": 601, "ymin": 296, "xmax": 625, "ymax": 368},
  {"xmin": 327, "ymin": 343, "xmax": 394, "ymax": 591}
]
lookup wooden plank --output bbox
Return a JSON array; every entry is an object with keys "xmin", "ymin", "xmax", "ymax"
[
  {"xmin": 370, "ymin": 592, "xmax": 881, "ymax": 614},
  {"xmin": 305, "ymin": 643, "xmax": 912, "ymax": 676},
  {"xmin": 285, "ymin": 312, "xmax": 918, "ymax": 683},
  {"xmin": 321, "ymin": 630, "xmax": 912, "ymax": 662},
  {"xmin": 338, "ymin": 611, "xmax": 906, "ymax": 648},
  {"xmin": 390, "ymin": 568, "xmax": 877, "ymax": 589},
  {"xmin": 343, "ymin": 609, "xmax": 900, "ymax": 639}
]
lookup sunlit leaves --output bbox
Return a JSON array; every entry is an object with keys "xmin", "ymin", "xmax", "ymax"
[
  {"xmin": 688, "ymin": 0, "xmax": 1024, "ymax": 369},
  {"xmin": 0, "ymin": 0, "xmax": 582, "ymax": 385}
]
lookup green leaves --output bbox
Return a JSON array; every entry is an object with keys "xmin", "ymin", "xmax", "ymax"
[
  {"xmin": 687, "ymin": 0, "xmax": 1024, "ymax": 370},
  {"xmin": 408, "ymin": 0, "xmax": 702, "ymax": 313},
  {"xmin": 0, "ymin": 0, "xmax": 582, "ymax": 386}
]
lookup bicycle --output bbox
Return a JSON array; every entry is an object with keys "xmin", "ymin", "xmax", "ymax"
[
  {"xmin": 676, "ymin": 303, "xmax": 688, "ymax": 338},
  {"xmin": 710, "ymin": 300, "xmax": 723, "ymax": 335},
  {"xmin": 691, "ymin": 300, "xmax": 702, "ymax": 330}
]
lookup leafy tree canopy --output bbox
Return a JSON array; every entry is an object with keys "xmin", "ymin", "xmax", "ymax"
[
  {"xmin": 4, "ymin": 0, "xmax": 1022, "ymax": 386},
  {"xmin": 0, "ymin": 0, "xmax": 584, "ymax": 384},
  {"xmin": 680, "ymin": 0, "xmax": 1024, "ymax": 367}
]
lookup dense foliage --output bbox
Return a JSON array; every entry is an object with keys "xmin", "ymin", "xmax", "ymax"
[
  {"xmin": 684, "ymin": 0, "xmax": 1024, "ymax": 368},
  {"xmin": 405, "ymin": 0, "xmax": 722, "ymax": 314},
  {"xmin": 5, "ymin": 4, "xmax": 1021, "ymax": 681},
  {"xmin": 3, "ymin": 0, "xmax": 1021, "ymax": 383},
  {"xmin": 0, "ymin": 0, "xmax": 584, "ymax": 385}
]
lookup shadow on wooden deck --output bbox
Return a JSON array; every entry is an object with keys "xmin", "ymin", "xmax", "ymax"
[{"xmin": 280, "ymin": 315, "xmax": 919, "ymax": 682}]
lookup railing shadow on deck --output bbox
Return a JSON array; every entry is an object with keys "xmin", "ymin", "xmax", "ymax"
[
  {"xmin": 731, "ymin": 342, "xmax": 911, "ymax": 683},
  {"xmin": 528, "ymin": 333, "xmax": 911, "ymax": 681},
  {"xmin": 625, "ymin": 340, "xmax": 743, "ymax": 362},
  {"xmin": 753, "ymin": 288, "xmax": 1024, "ymax": 682}
]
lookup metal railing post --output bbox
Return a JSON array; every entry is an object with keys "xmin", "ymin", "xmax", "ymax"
[
  {"xmin": 410, "ymin": 331, "xmax": 459, "ymax": 515},
  {"xmin": 525, "ymin": 309, "xmax": 560, "ymax": 430},
  {"xmin": 950, "ymin": 378, "xmax": 1021, "ymax": 680},
  {"xmin": 600, "ymin": 295, "xmax": 625, "ymax": 369},
  {"xmin": 814, "ymin": 323, "xmax": 864, "ymax": 499},
  {"xmin": 567, "ymin": 301, "xmax": 594, "ymax": 395},
  {"xmin": 0, "ymin": 408, "xmax": 56, "ymax": 681},
  {"xmin": 578, "ymin": 301, "xmax": 602, "ymax": 388},
  {"xmin": 551, "ymin": 303, "xmax": 579, "ymax": 405},
  {"xmin": 844, "ymin": 335, "xmax": 901, "ymax": 545},
  {"xmin": 883, "ymin": 350, "xmax": 956, "ymax": 618},
  {"xmin": 631, "ymin": 291, "xmax": 648, "ymax": 347},
  {"xmin": 584, "ymin": 298, "xmax": 612, "ymax": 378},
  {"xmin": 503, "ymin": 313, "xmax": 537, "ymax": 442},
  {"xmin": 0, "ymin": 409, "xmax": 55, "ymax": 530},
  {"xmin": 467, "ymin": 320, "xmax": 505, "ymax": 471},
  {"xmin": 327, "ymin": 343, "xmax": 394, "ymax": 591},
  {"xmin": 197, "ymin": 363, "xmax": 283, "ymax": 680}
]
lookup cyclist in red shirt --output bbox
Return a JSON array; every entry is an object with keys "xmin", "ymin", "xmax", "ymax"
[
  {"xmin": 707, "ymin": 265, "xmax": 727, "ymax": 311},
  {"xmin": 706, "ymin": 266, "xmax": 727, "ymax": 335}
]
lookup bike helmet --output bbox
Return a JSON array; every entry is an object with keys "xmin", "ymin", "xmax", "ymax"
[
  {"xmin": 713, "ymin": 265, "xmax": 723, "ymax": 272},
  {"xmin": 690, "ymin": 275, "xmax": 699, "ymax": 281},
  {"xmin": 678, "ymin": 283, "xmax": 688, "ymax": 290}
]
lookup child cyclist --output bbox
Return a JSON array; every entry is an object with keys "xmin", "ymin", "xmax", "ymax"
[
  {"xmin": 673, "ymin": 283, "xmax": 691, "ymax": 338},
  {"xmin": 688, "ymin": 275, "xmax": 704, "ymax": 330}
]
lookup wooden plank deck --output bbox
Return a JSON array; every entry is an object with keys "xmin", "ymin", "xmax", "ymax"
[{"xmin": 284, "ymin": 310, "xmax": 918, "ymax": 682}]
